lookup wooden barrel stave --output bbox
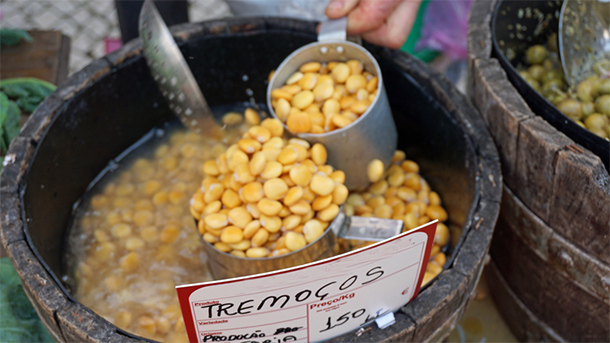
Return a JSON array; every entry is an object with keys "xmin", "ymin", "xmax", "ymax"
[
  {"xmin": 333, "ymin": 311, "xmax": 416, "ymax": 342},
  {"xmin": 6, "ymin": 241, "xmax": 69, "ymax": 342},
  {"xmin": 547, "ymin": 149, "xmax": 610, "ymax": 262},
  {"xmin": 486, "ymin": 260, "xmax": 565, "ymax": 343},
  {"xmin": 452, "ymin": 199, "xmax": 498, "ymax": 276},
  {"xmin": 493, "ymin": 186, "xmax": 609, "ymax": 341},
  {"xmin": 466, "ymin": 0, "xmax": 494, "ymax": 62},
  {"xmin": 470, "ymin": 57, "xmax": 535, "ymax": 192},
  {"xmin": 56, "ymin": 301, "xmax": 135, "ymax": 343},
  {"xmin": 404, "ymin": 270, "xmax": 471, "ymax": 342},
  {"xmin": 499, "ymin": 186, "xmax": 610, "ymax": 302},
  {"xmin": 423, "ymin": 304, "xmax": 466, "ymax": 343},
  {"xmin": 0, "ymin": 145, "xmax": 28, "ymax": 246}
]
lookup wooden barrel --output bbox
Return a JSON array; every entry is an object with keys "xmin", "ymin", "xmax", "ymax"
[
  {"xmin": 0, "ymin": 18, "xmax": 501, "ymax": 342},
  {"xmin": 468, "ymin": 0, "xmax": 610, "ymax": 341}
]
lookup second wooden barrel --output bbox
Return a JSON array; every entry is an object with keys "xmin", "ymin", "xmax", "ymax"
[{"xmin": 468, "ymin": 0, "xmax": 610, "ymax": 341}]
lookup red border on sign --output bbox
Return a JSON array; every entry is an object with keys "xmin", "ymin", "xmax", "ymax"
[{"xmin": 177, "ymin": 220, "xmax": 437, "ymax": 343}]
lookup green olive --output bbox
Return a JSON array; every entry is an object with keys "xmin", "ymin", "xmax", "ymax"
[
  {"xmin": 547, "ymin": 33, "xmax": 558, "ymax": 53},
  {"xmin": 584, "ymin": 113, "xmax": 607, "ymax": 130},
  {"xmin": 576, "ymin": 80, "xmax": 597, "ymax": 102},
  {"xmin": 542, "ymin": 78, "xmax": 565, "ymax": 94},
  {"xmin": 590, "ymin": 128, "xmax": 608, "ymax": 139},
  {"xmin": 518, "ymin": 70, "xmax": 530, "ymax": 79},
  {"xmin": 582, "ymin": 101, "xmax": 595, "ymax": 116},
  {"xmin": 576, "ymin": 120, "xmax": 586, "ymax": 128},
  {"xmin": 548, "ymin": 92, "xmax": 568, "ymax": 105},
  {"xmin": 528, "ymin": 65, "xmax": 546, "ymax": 81},
  {"xmin": 523, "ymin": 76, "xmax": 541, "ymax": 91},
  {"xmin": 541, "ymin": 70, "xmax": 564, "ymax": 84},
  {"xmin": 597, "ymin": 79, "xmax": 610, "ymax": 95},
  {"xmin": 542, "ymin": 59, "xmax": 555, "ymax": 70},
  {"xmin": 585, "ymin": 75, "xmax": 601, "ymax": 84},
  {"xmin": 556, "ymin": 99, "xmax": 583, "ymax": 120},
  {"xmin": 525, "ymin": 45, "xmax": 547, "ymax": 65},
  {"xmin": 595, "ymin": 94, "xmax": 610, "ymax": 115}
]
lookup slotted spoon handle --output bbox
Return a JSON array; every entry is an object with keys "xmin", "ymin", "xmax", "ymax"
[{"xmin": 139, "ymin": 0, "xmax": 221, "ymax": 137}]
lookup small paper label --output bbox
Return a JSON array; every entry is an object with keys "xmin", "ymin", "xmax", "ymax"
[{"xmin": 176, "ymin": 221, "xmax": 437, "ymax": 343}]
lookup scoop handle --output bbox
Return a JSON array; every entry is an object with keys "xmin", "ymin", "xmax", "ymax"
[
  {"xmin": 318, "ymin": 17, "xmax": 348, "ymax": 42},
  {"xmin": 318, "ymin": 17, "xmax": 363, "ymax": 45}
]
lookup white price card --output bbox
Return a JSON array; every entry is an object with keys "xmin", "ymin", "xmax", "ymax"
[{"xmin": 176, "ymin": 220, "xmax": 437, "ymax": 343}]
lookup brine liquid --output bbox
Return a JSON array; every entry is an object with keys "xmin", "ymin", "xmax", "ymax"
[{"xmin": 65, "ymin": 109, "xmax": 252, "ymax": 342}]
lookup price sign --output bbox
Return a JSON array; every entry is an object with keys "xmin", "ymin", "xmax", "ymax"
[{"xmin": 176, "ymin": 220, "xmax": 437, "ymax": 343}]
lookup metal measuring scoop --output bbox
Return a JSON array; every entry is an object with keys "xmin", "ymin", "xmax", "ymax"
[
  {"xmin": 139, "ymin": 0, "xmax": 221, "ymax": 138},
  {"xmin": 559, "ymin": 0, "xmax": 610, "ymax": 87},
  {"xmin": 267, "ymin": 18, "xmax": 398, "ymax": 191}
]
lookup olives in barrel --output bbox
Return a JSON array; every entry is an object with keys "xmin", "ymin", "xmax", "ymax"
[
  {"xmin": 584, "ymin": 113, "xmax": 607, "ymax": 130},
  {"xmin": 517, "ymin": 35, "xmax": 610, "ymax": 140},
  {"xmin": 582, "ymin": 101, "xmax": 595, "ymax": 116},
  {"xmin": 528, "ymin": 65, "xmax": 546, "ymax": 81},
  {"xmin": 556, "ymin": 99, "xmax": 583, "ymax": 121},
  {"xmin": 596, "ymin": 95, "xmax": 610, "ymax": 116},
  {"xmin": 525, "ymin": 45, "xmax": 547, "ymax": 65},
  {"xmin": 598, "ymin": 79, "xmax": 610, "ymax": 96},
  {"xmin": 577, "ymin": 80, "xmax": 598, "ymax": 102}
]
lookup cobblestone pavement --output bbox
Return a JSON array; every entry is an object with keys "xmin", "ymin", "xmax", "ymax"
[{"xmin": 0, "ymin": 0, "xmax": 231, "ymax": 73}]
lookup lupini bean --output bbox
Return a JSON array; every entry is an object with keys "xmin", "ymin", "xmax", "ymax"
[
  {"xmin": 220, "ymin": 226, "xmax": 243, "ymax": 244},
  {"xmin": 246, "ymin": 247, "xmax": 270, "ymax": 258},
  {"xmin": 285, "ymin": 231, "xmax": 307, "ymax": 251},
  {"xmin": 367, "ymin": 159, "xmax": 384, "ymax": 183}
]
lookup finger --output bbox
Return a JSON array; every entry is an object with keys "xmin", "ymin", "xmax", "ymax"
[
  {"xmin": 344, "ymin": 0, "xmax": 404, "ymax": 34},
  {"xmin": 325, "ymin": 0, "xmax": 360, "ymax": 18},
  {"xmin": 360, "ymin": 0, "xmax": 421, "ymax": 49}
]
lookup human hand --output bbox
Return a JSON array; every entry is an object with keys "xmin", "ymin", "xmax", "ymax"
[{"xmin": 325, "ymin": 0, "xmax": 423, "ymax": 49}]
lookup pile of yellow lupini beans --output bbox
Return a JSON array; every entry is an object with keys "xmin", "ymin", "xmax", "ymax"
[
  {"xmin": 343, "ymin": 155, "xmax": 451, "ymax": 284},
  {"xmin": 192, "ymin": 110, "xmax": 451, "ymax": 283},
  {"xmin": 190, "ymin": 118, "xmax": 349, "ymax": 258},
  {"xmin": 69, "ymin": 106, "xmax": 452, "ymax": 342},
  {"xmin": 270, "ymin": 60, "xmax": 379, "ymax": 134}
]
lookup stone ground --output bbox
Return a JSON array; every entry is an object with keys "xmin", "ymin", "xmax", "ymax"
[{"xmin": 0, "ymin": 0, "xmax": 231, "ymax": 73}]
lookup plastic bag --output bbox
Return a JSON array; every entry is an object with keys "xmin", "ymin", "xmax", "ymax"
[{"xmin": 416, "ymin": 0, "xmax": 473, "ymax": 60}]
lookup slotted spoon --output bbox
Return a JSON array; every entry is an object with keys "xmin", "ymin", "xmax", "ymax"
[
  {"xmin": 559, "ymin": 0, "xmax": 610, "ymax": 87},
  {"xmin": 139, "ymin": 0, "xmax": 221, "ymax": 137}
]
